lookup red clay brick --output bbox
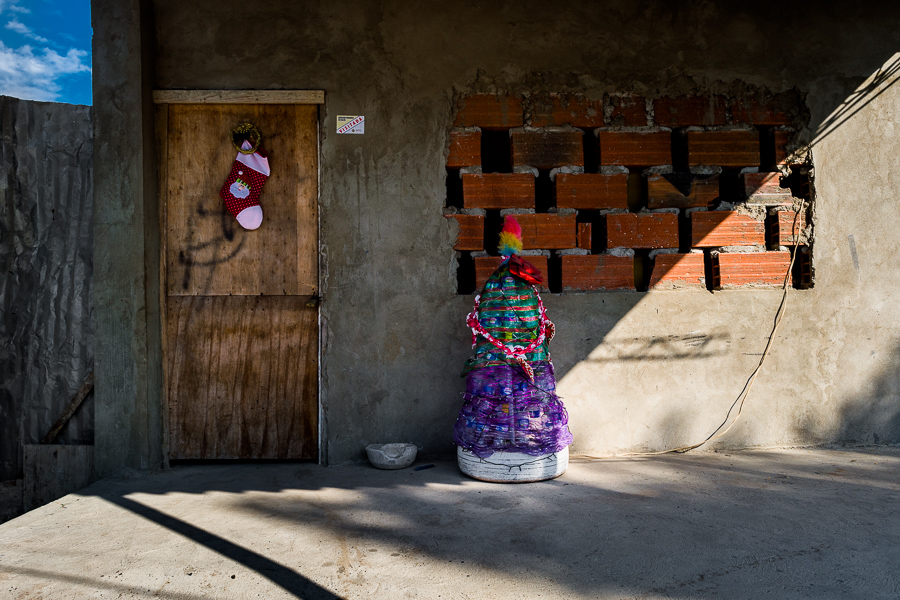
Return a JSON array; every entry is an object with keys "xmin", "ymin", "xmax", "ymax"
[
  {"xmin": 691, "ymin": 211, "xmax": 766, "ymax": 247},
  {"xmin": 774, "ymin": 129, "xmax": 793, "ymax": 165},
  {"xmin": 769, "ymin": 210, "xmax": 807, "ymax": 246},
  {"xmin": 649, "ymin": 252, "xmax": 706, "ymax": 289},
  {"xmin": 515, "ymin": 213, "xmax": 577, "ymax": 250},
  {"xmin": 598, "ymin": 130, "xmax": 671, "ymax": 167},
  {"xmin": 562, "ymin": 255, "xmax": 634, "ymax": 291},
  {"xmin": 606, "ymin": 213, "xmax": 679, "ymax": 249},
  {"xmin": 712, "ymin": 251, "xmax": 791, "ymax": 289},
  {"xmin": 474, "ymin": 255, "xmax": 549, "ymax": 292},
  {"xmin": 510, "ymin": 129, "xmax": 584, "ymax": 169},
  {"xmin": 647, "ymin": 172, "xmax": 719, "ymax": 209},
  {"xmin": 687, "ymin": 131, "xmax": 759, "ymax": 167},
  {"xmin": 607, "ymin": 95, "xmax": 647, "ymax": 127},
  {"xmin": 744, "ymin": 171, "xmax": 792, "ymax": 204},
  {"xmin": 555, "ymin": 173, "xmax": 628, "ymax": 210},
  {"xmin": 531, "ymin": 95, "xmax": 604, "ymax": 128},
  {"xmin": 577, "ymin": 223, "xmax": 592, "ymax": 250},
  {"xmin": 462, "ymin": 173, "xmax": 534, "ymax": 209},
  {"xmin": 445, "ymin": 214, "xmax": 484, "ymax": 251},
  {"xmin": 454, "ymin": 95, "xmax": 524, "ymax": 130},
  {"xmin": 654, "ymin": 95, "xmax": 727, "ymax": 127},
  {"xmin": 687, "ymin": 130, "xmax": 760, "ymax": 167},
  {"xmin": 731, "ymin": 98, "xmax": 792, "ymax": 126},
  {"xmin": 447, "ymin": 130, "xmax": 482, "ymax": 168}
]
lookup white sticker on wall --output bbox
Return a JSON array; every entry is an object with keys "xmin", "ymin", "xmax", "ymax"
[{"xmin": 337, "ymin": 115, "xmax": 365, "ymax": 134}]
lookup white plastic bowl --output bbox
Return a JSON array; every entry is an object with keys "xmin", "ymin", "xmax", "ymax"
[{"xmin": 366, "ymin": 443, "xmax": 417, "ymax": 469}]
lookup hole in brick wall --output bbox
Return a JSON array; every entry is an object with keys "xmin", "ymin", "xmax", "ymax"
[
  {"xmin": 446, "ymin": 168, "xmax": 463, "ymax": 209},
  {"xmin": 481, "ymin": 130, "xmax": 511, "ymax": 173},
  {"xmin": 483, "ymin": 210, "xmax": 503, "ymax": 256},
  {"xmin": 634, "ymin": 250, "xmax": 650, "ymax": 292},
  {"xmin": 627, "ymin": 173, "xmax": 644, "ymax": 212},
  {"xmin": 718, "ymin": 169, "xmax": 744, "ymax": 203},
  {"xmin": 758, "ymin": 126, "xmax": 776, "ymax": 171},
  {"xmin": 780, "ymin": 167, "xmax": 811, "ymax": 200},
  {"xmin": 792, "ymin": 246, "xmax": 812, "ymax": 289},
  {"xmin": 536, "ymin": 170, "xmax": 554, "ymax": 213},
  {"xmin": 678, "ymin": 211, "xmax": 692, "ymax": 253},
  {"xmin": 598, "ymin": 215, "xmax": 609, "ymax": 252},
  {"xmin": 671, "ymin": 129, "xmax": 689, "ymax": 171},
  {"xmin": 457, "ymin": 251, "xmax": 475, "ymax": 294},
  {"xmin": 704, "ymin": 249, "xmax": 716, "ymax": 291},
  {"xmin": 547, "ymin": 253, "xmax": 562, "ymax": 293},
  {"xmin": 581, "ymin": 128, "xmax": 599, "ymax": 173}
]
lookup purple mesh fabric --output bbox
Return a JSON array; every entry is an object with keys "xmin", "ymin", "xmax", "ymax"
[{"xmin": 452, "ymin": 362, "xmax": 573, "ymax": 458}]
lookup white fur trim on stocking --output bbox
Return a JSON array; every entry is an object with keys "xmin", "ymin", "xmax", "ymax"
[{"xmin": 236, "ymin": 140, "xmax": 271, "ymax": 175}]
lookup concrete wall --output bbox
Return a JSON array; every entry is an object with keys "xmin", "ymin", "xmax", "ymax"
[
  {"xmin": 92, "ymin": 0, "xmax": 900, "ymax": 470},
  {"xmin": 0, "ymin": 97, "xmax": 94, "ymax": 486},
  {"xmin": 92, "ymin": 0, "xmax": 164, "ymax": 475}
]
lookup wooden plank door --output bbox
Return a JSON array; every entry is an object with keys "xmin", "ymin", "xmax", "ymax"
[{"xmin": 160, "ymin": 103, "xmax": 318, "ymax": 460}]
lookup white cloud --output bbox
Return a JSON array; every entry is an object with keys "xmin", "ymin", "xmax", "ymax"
[
  {"xmin": 0, "ymin": 41, "xmax": 90, "ymax": 102},
  {"xmin": 0, "ymin": 0, "xmax": 29, "ymax": 14},
  {"xmin": 6, "ymin": 18, "xmax": 48, "ymax": 43}
]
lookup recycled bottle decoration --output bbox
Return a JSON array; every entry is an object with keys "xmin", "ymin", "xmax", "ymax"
[
  {"xmin": 219, "ymin": 122, "xmax": 270, "ymax": 230},
  {"xmin": 453, "ymin": 215, "xmax": 573, "ymax": 482}
]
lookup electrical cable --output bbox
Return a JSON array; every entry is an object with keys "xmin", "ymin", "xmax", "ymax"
[{"xmin": 580, "ymin": 195, "xmax": 809, "ymax": 459}]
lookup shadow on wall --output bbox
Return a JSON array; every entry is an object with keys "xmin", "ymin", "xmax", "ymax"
[
  {"xmin": 548, "ymin": 52, "xmax": 900, "ymax": 454},
  {"xmin": 793, "ymin": 338, "xmax": 900, "ymax": 447}
]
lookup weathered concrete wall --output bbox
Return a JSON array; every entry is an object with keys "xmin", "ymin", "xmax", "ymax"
[
  {"xmin": 0, "ymin": 97, "xmax": 94, "ymax": 485},
  {"xmin": 91, "ymin": 0, "xmax": 900, "ymax": 467},
  {"xmin": 91, "ymin": 0, "xmax": 164, "ymax": 475}
]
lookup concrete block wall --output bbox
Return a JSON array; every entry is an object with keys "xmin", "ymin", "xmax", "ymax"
[{"xmin": 447, "ymin": 92, "xmax": 814, "ymax": 294}]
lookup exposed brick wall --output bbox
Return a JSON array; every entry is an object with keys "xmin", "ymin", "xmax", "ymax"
[
  {"xmin": 530, "ymin": 95, "xmax": 604, "ymax": 128},
  {"xmin": 686, "ymin": 130, "xmax": 760, "ymax": 167},
  {"xmin": 462, "ymin": 173, "xmax": 534, "ymax": 209},
  {"xmin": 445, "ymin": 214, "xmax": 485, "ymax": 251},
  {"xmin": 607, "ymin": 213, "xmax": 679, "ymax": 250},
  {"xmin": 598, "ymin": 129, "xmax": 671, "ymax": 167},
  {"xmin": 691, "ymin": 211, "xmax": 766, "ymax": 248},
  {"xmin": 447, "ymin": 130, "xmax": 481, "ymax": 168},
  {"xmin": 516, "ymin": 213, "xmax": 577, "ymax": 250},
  {"xmin": 562, "ymin": 255, "xmax": 634, "ymax": 291},
  {"xmin": 555, "ymin": 173, "xmax": 627, "ymax": 210},
  {"xmin": 647, "ymin": 170, "xmax": 719, "ymax": 210},
  {"xmin": 649, "ymin": 252, "xmax": 706, "ymax": 290},
  {"xmin": 510, "ymin": 129, "xmax": 584, "ymax": 169},
  {"xmin": 712, "ymin": 251, "xmax": 792, "ymax": 289},
  {"xmin": 654, "ymin": 95, "xmax": 728, "ymax": 127},
  {"xmin": 446, "ymin": 91, "xmax": 813, "ymax": 294}
]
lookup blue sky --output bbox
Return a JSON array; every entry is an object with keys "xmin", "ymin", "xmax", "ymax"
[{"xmin": 0, "ymin": 0, "xmax": 91, "ymax": 105}]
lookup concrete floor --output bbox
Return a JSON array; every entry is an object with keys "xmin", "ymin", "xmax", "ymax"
[{"xmin": 1, "ymin": 447, "xmax": 898, "ymax": 599}]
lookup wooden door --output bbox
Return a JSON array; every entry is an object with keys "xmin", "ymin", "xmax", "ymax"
[{"xmin": 159, "ymin": 102, "xmax": 318, "ymax": 460}]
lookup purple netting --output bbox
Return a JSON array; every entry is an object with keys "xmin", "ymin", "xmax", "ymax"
[{"xmin": 453, "ymin": 362, "xmax": 573, "ymax": 458}]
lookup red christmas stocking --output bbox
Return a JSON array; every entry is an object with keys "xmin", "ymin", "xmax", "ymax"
[{"xmin": 220, "ymin": 140, "xmax": 270, "ymax": 230}]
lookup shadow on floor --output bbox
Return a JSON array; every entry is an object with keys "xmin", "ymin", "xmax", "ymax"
[{"xmin": 58, "ymin": 445, "xmax": 900, "ymax": 599}]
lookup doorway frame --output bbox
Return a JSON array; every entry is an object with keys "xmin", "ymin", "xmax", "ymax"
[{"xmin": 153, "ymin": 89, "xmax": 326, "ymax": 464}]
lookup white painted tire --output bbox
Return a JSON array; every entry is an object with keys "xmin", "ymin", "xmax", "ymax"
[{"xmin": 457, "ymin": 445, "xmax": 568, "ymax": 483}]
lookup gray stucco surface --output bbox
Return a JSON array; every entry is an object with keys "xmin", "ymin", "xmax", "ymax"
[
  {"xmin": 92, "ymin": 0, "xmax": 164, "ymax": 474},
  {"xmin": 93, "ymin": 1, "xmax": 900, "ymax": 469}
]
